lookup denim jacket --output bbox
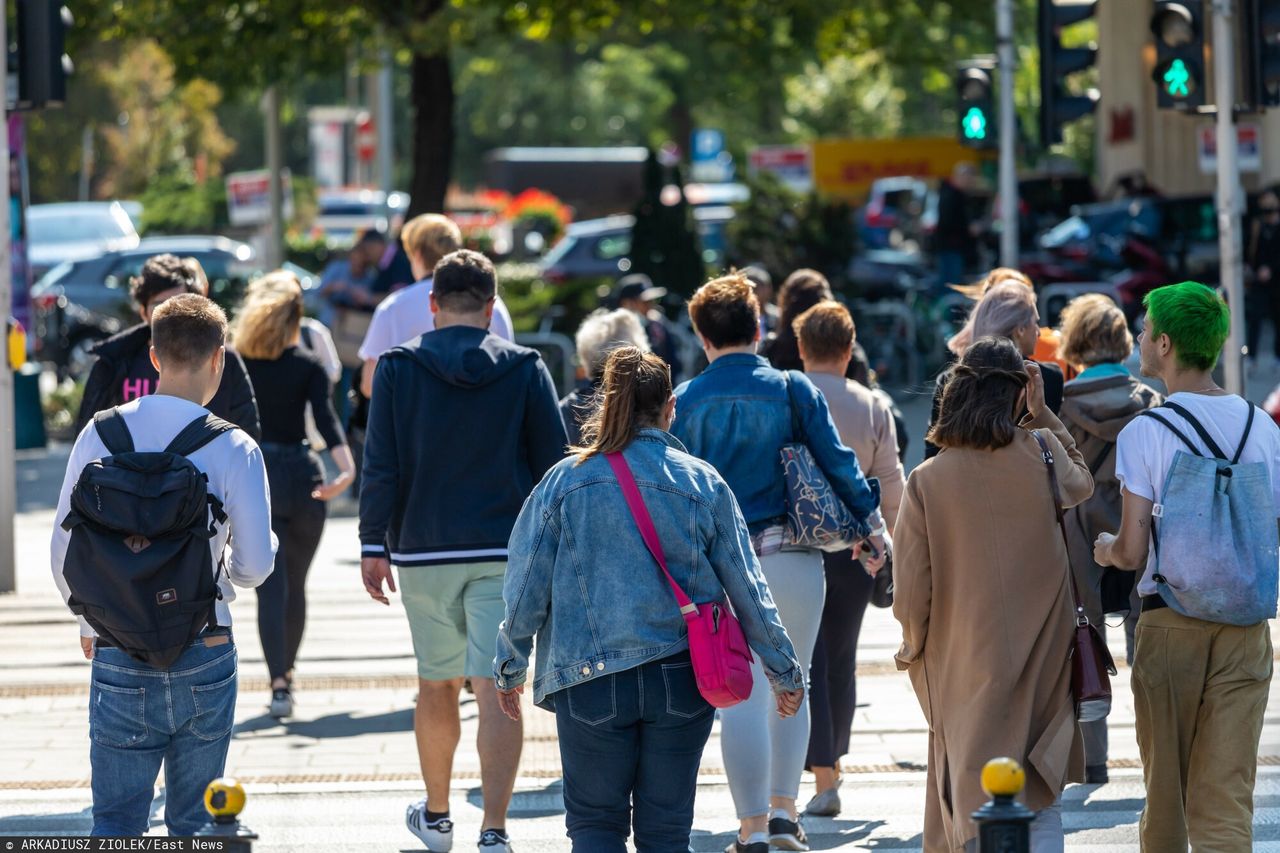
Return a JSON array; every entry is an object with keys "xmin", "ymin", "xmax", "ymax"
[
  {"xmin": 671, "ymin": 353, "xmax": 881, "ymax": 535},
  {"xmin": 494, "ymin": 429, "xmax": 804, "ymax": 707}
]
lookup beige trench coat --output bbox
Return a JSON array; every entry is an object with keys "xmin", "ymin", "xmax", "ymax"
[{"xmin": 892, "ymin": 410, "xmax": 1093, "ymax": 851}]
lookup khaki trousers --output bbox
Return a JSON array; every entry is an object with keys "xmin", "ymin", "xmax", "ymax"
[{"xmin": 1131, "ymin": 607, "xmax": 1273, "ymax": 852}]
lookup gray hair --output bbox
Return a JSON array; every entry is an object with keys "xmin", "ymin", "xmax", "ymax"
[
  {"xmin": 575, "ymin": 309, "xmax": 650, "ymax": 378},
  {"xmin": 971, "ymin": 282, "xmax": 1038, "ymax": 342}
]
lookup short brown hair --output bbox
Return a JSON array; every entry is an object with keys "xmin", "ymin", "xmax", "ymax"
[
  {"xmin": 130, "ymin": 254, "xmax": 203, "ymax": 310},
  {"xmin": 433, "ymin": 249, "xmax": 496, "ymax": 313},
  {"xmin": 1058, "ymin": 293, "xmax": 1132, "ymax": 368},
  {"xmin": 151, "ymin": 294, "xmax": 227, "ymax": 370},
  {"xmin": 926, "ymin": 337, "xmax": 1029, "ymax": 451},
  {"xmin": 688, "ymin": 273, "xmax": 759, "ymax": 348},
  {"xmin": 794, "ymin": 301, "xmax": 855, "ymax": 363},
  {"xmin": 402, "ymin": 214, "xmax": 462, "ymax": 270}
]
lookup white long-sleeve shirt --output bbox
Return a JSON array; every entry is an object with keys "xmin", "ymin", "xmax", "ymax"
[{"xmin": 51, "ymin": 395, "xmax": 278, "ymax": 637}]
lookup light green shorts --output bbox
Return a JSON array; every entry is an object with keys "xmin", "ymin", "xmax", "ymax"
[{"xmin": 397, "ymin": 561, "xmax": 508, "ymax": 681}]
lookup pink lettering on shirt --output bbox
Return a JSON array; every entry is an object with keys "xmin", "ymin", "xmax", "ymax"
[{"xmin": 121, "ymin": 377, "xmax": 151, "ymax": 401}]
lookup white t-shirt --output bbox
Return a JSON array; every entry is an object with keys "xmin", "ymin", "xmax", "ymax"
[
  {"xmin": 1115, "ymin": 392, "xmax": 1280, "ymax": 595},
  {"xmin": 50, "ymin": 395, "xmax": 279, "ymax": 636},
  {"xmin": 357, "ymin": 277, "xmax": 516, "ymax": 361}
]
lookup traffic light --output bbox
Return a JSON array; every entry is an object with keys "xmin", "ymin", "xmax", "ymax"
[
  {"xmin": 956, "ymin": 59, "xmax": 996, "ymax": 149},
  {"xmin": 1245, "ymin": 0, "xmax": 1280, "ymax": 109},
  {"xmin": 1149, "ymin": 1, "xmax": 1205, "ymax": 109},
  {"xmin": 15, "ymin": 0, "xmax": 73, "ymax": 110},
  {"xmin": 1038, "ymin": 0, "xmax": 1100, "ymax": 147}
]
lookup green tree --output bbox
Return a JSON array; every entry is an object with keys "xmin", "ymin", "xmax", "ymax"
[{"xmin": 629, "ymin": 150, "xmax": 703, "ymax": 296}]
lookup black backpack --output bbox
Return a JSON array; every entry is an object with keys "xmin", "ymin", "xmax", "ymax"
[{"xmin": 61, "ymin": 408, "xmax": 237, "ymax": 668}]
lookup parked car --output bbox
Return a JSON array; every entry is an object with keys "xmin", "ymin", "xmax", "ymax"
[
  {"xmin": 27, "ymin": 202, "xmax": 141, "ymax": 281},
  {"xmin": 858, "ymin": 177, "xmax": 931, "ymax": 251},
  {"xmin": 539, "ymin": 208, "xmax": 735, "ymax": 285},
  {"xmin": 31, "ymin": 235, "xmax": 318, "ymax": 378},
  {"xmin": 313, "ymin": 188, "xmax": 409, "ymax": 248}
]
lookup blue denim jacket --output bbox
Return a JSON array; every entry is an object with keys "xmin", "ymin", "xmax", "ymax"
[
  {"xmin": 671, "ymin": 353, "xmax": 881, "ymax": 534},
  {"xmin": 494, "ymin": 429, "xmax": 804, "ymax": 707}
]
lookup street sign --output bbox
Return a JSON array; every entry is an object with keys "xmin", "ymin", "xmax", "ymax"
[
  {"xmin": 690, "ymin": 128, "xmax": 734, "ymax": 182},
  {"xmin": 226, "ymin": 169, "xmax": 295, "ymax": 227},
  {"xmin": 748, "ymin": 145, "xmax": 812, "ymax": 192},
  {"xmin": 812, "ymin": 137, "xmax": 984, "ymax": 200},
  {"xmin": 1197, "ymin": 123, "xmax": 1261, "ymax": 173},
  {"xmin": 355, "ymin": 112, "xmax": 376, "ymax": 163}
]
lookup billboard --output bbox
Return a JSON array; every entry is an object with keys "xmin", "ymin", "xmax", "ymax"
[{"xmin": 812, "ymin": 137, "xmax": 985, "ymax": 200}]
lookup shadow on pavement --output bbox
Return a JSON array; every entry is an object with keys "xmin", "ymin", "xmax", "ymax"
[
  {"xmin": 234, "ymin": 707, "xmax": 414, "ymax": 739},
  {"xmin": 470, "ymin": 779, "xmax": 565, "ymax": 818}
]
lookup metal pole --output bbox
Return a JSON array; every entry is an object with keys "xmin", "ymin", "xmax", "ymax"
[
  {"xmin": 264, "ymin": 85, "xmax": 284, "ymax": 269},
  {"xmin": 1214, "ymin": 0, "xmax": 1245, "ymax": 395},
  {"xmin": 997, "ymin": 0, "xmax": 1020, "ymax": 268},
  {"xmin": 0, "ymin": 7, "xmax": 15, "ymax": 594},
  {"xmin": 78, "ymin": 125, "xmax": 93, "ymax": 202},
  {"xmin": 377, "ymin": 44, "xmax": 395, "ymax": 200}
]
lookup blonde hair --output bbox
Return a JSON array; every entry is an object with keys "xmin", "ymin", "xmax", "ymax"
[
  {"xmin": 233, "ymin": 271, "xmax": 304, "ymax": 360},
  {"xmin": 948, "ymin": 267, "xmax": 1036, "ymax": 355},
  {"xmin": 1058, "ymin": 293, "xmax": 1132, "ymax": 368},
  {"xmin": 575, "ymin": 309, "xmax": 650, "ymax": 379},
  {"xmin": 572, "ymin": 347, "xmax": 672, "ymax": 463},
  {"xmin": 401, "ymin": 214, "xmax": 462, "ymax": 270}
]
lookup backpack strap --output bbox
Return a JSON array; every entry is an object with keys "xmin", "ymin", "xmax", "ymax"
[
  {"xmin": 1138, "ymin": 409, "xmax": 1205, "ymax": 457},
  {"xmin": 1233, "ymin": 401, "xmax": 1256, "ymax": 465},
  {"xmin": 93, "ymin": 409, "xmax": 135, "ymax": 455},
  {"xmin": 1161, "ymin": 401, "xmax": 1229, "ymax": 460},
  {"xmin": 165, "ymin": 414, "xmax": 238, "ymax": 457}
]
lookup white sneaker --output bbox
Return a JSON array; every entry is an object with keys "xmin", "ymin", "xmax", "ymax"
[
  {"xmin": 478, "ymin": 829, "xmax": 513, "ymax": 852},
  {"xmin": 406, "ymin": 799, "xmax": 454, "ymax": 852}
]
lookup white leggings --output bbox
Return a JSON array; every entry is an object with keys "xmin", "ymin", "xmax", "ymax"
[{"xmin": 721, "ymin": 548, "xmax": 825, "ymax": 819}]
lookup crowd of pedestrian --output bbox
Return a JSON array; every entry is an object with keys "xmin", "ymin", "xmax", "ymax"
[{"xmin": 46, "ymin": 210, "xmax": 1280, "ymax": 853}]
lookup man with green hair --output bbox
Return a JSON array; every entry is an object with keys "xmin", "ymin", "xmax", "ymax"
[{"xmin": 1095, "ymin": 281, "xmax": 1280, "ymax": 850}]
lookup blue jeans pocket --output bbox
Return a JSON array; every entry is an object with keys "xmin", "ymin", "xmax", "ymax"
[
  {"xmin": 189, "ymin": 670, "xmax": 237, "ymax": 741},
  {"xmin": 567, "ymin": 674, "xmax": 617, "ymax": 726},
  {"xmin": 661, "ymin": 661, "xmax": 710, "ymax": 719},
  {"xmin": 90, "ymin": 681, "xmax": 148, "ymax": 748}
]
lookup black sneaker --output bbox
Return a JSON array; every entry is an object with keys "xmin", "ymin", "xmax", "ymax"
[
  {"xmin": 1085, "ymin": 763, "xmax": 1109, "ymax": 785},
  {"xmin": 268, "ymin": 687, "xmax": 293, "ymax": 719},
  {"xmin": 724, "ymin": 839, "xmax": 769, "ymax": 853},
  {"xmin": 768, "ymin": 816, "xmax": 810, "ymax": 851}
]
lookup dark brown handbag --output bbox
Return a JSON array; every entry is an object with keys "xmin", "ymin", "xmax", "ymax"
[{"xmin": 1032, "ymin": 430, "xmax": 1117, "ymax": 724}]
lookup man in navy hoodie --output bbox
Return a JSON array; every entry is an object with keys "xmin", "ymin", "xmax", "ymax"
[{"xmin": 360, "ymin": 249, "xmax": 567, "ymax": 853}]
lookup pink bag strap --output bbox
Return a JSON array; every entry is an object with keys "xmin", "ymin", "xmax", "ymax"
[{"xmin": 605, "ymin": 452, "xmax": 698, "ymax": 619}]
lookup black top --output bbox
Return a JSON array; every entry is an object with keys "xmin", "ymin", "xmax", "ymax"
[
  {"xmin": 242, "ymin": 346, "xmax": 345, "ymax": 448},
  {"xmin": 77, "ymin": 323, "xmax": 261, "ymax": 440}
]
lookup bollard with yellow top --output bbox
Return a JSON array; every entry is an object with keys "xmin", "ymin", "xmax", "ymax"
[
  {"xmin": 195, "ymin": 777, "xmax": 258, "ymax": 851},
  {"xmin": 971, "ymin": 757, "xmax": 1035, "ymax": 853}
]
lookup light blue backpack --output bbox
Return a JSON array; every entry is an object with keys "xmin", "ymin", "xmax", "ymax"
[{"xmin": 1139, "ymin": 400, "xmax": 1279, "ymax": 626}]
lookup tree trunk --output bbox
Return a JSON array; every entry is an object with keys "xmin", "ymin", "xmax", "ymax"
[{"xmin": 408, "ymin": 48, "xmax": 453, "ymax": 217}]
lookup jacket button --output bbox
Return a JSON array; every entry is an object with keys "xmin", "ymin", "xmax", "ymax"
[
  {"xmin": 596, "ymin": 662, "xmax": 605, "ymax": 671},
  {"xmin": 581, "ymin": 666, "xmax": 590, "ymax": 675}
]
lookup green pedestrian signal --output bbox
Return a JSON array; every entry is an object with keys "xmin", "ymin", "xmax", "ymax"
[
  {"xmin": 1164, "ymin": 58, "xmax": 1191, "ymax": 97},
  {"xmin": 962, "ymin": 106, "xmax": 988, "ymax": 140}
]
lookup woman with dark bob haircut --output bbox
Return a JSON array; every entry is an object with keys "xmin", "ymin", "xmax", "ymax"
[{"xmin": 892, "ymin": 336, "xmax": 1094, "ymax": 853}]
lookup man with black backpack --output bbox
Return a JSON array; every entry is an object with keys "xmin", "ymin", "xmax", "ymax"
[
  {"xmin": 51, "ymin": 294, "xmax": 277, "ymax": 837},
  {"xmin": 1096, "ymin": 281, "xmax": 1280, "ymax": 851}
]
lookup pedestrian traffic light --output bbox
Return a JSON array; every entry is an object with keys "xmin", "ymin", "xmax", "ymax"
[
  {"xmin": 1245, "ymin": 0, "xmax": 1280, "ymax": 109},
  {"xmin": 956, "ymin": 60, "xmax": 996, "ymax": 150},
  {"xmin": 15, "ymin": 0, "xmax": 73, "ymax": 110},
  {"xmin": 1038, "ymin": 0, "xmax": 1100, "ymax": 147},
  {"xmin": 1149, "ymin": 1, "xmax": 1205, "ymax": 109}
]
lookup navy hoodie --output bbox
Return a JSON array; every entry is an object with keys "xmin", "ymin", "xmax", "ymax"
[{"xmin": 359, "ymin": 325, "xmax": 568, "ymax": 566}]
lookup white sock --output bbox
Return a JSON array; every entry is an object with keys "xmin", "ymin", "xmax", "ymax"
[{"xmin": 742, "ymin": 831, "xmax": 769, "ymax": 845}]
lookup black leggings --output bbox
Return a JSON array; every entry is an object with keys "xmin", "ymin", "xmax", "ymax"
[
  {"xmin": 256, "ymin": 444, "xmax": 326, "ymax": 681},
  {"xmin": 806, "ymin": 548, "xmax": 874, "ymax": 769}
]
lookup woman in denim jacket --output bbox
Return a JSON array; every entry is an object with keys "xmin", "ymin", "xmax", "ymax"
[
  {"xmin": 495, "ymin": 347, "xmax": 804, "ymax": 853},
  {"xmin": 670, "ymin": 274, "xmax": 885, "ymax": 852}
]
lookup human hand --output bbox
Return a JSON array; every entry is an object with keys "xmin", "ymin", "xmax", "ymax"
[
  {"xmin": 859, "ymin": 534, "xmax": 888, "ymax": 574},
  {"xmin": 1261, "ymin": 266, "xmax": 1273, "ymax": 283},
  {"xmin": 312, "ymin": 471, "xmax": 354, "ymax": 502},
  {"xmin": 80, "ymin": 635, "xmax": 94, "ymax": 660},
  {"xmin": 361, "ymin": 557, "xmax": 396, "ymax": 605},
  {"xmin": 776, "ymin": 689, "xmax": 803, "ymax": 718},
  {"xmin": 1024, "ymin": 361, "xmax": 1046, "ymax": 418},
  {"xmin": 1093, "ymin": 532, "xmax": 1116, "ymax": 567},
  {"xmin": 497, "ymin": 684, "xmax": 524, "ymax": 721}
]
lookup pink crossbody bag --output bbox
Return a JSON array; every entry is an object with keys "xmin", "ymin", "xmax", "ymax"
[{"xmin": 606, "ymin": 452, "xmax": 754, "ymax": 708}]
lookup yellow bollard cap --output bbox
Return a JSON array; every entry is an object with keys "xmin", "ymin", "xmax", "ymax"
[
  {"xmin": 204, "ymin": 777, "xmax": 246, "ymax": 819},
  {"xmin": 7, "ymin": 319, "xmax": 26, "ymax": 371},
  {"xmin": 981, "ymin": 757, "xmax": 1026, "ymax": 797}
]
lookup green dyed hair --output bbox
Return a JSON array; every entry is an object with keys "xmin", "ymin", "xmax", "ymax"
[{"xmin": 1143, "ymin": 281, "xmax": 1230, "ymax": 371}]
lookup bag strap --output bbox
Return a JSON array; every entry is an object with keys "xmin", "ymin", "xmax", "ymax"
[
  {"xmin": 165, "ymin": 414, "xmax": 238, "ymax": 457},
  {"xmin": 1031, "ymin": 430, "xmax": 1090, "ymax": 628},
  {"xmin": 605, "ymin": 452, "xmax": 698, "ymax": 619},
  {"xmin": 93, "ymin": 408, "xmax": 135, "ymax": 455},
  {"xmin": 1161, "ymin": 401, "xmax": 1229, "ymax": 460},
  {"xmin": 1137, "ymin": 409, "xmax": 1204, "ymax": 457},
  {"xmin": 1233, "ymin": 401, "xmax": 1256, "ymax": 465},
  {"xmin": 782, "ymin": 371, "xmax": 803, "ymax": 444}
]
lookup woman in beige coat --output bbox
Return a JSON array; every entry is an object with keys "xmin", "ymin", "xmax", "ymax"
[{"xmin": 893, "ymin": 336, "xmax": 1093, "ymax": 852}]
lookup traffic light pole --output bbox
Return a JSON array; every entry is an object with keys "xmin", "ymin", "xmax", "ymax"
[
  {"xmin": 998, "ymin": 0, "xmax": 1019, "ymax": 268},
  {"xmin": 1214, "ymin": 0, "xmax": 1246, "ymax": 395}
]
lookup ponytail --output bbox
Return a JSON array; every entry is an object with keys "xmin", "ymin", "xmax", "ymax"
[{"xmin": 573, "ymin": 346, "xmax": 672, "ymax": 463}]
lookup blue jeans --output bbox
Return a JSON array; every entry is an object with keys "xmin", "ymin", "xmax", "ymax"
[
  {"xmin": 555, "ymin": 652, "xmax": 714, "ymax": 853},
  {"xmin": 89, "ymin": 637, "xmax": 238, "ymax": 836}
]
